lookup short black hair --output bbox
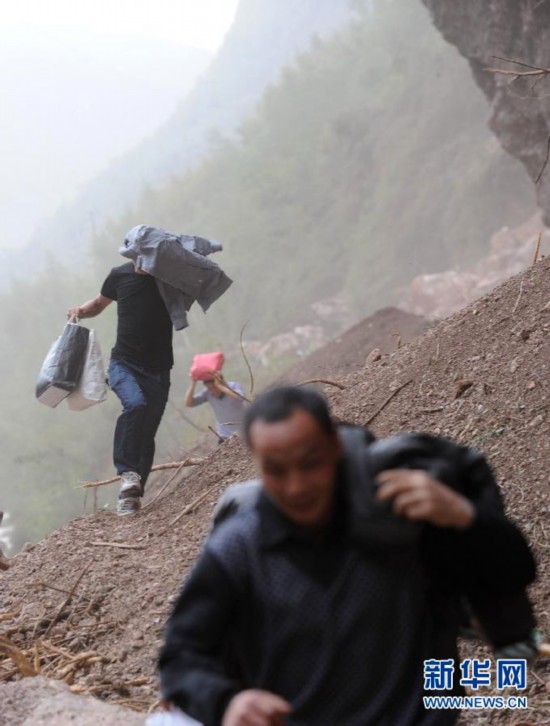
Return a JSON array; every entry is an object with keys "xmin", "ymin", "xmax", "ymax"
[{"xmin": 243, "ymin": 386, "xmax": 335, "ymax": 446}]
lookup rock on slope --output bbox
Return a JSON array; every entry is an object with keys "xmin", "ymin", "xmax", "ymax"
[
  {"xmin": 0, "ymin": 677, "xmax": 143, "ymax": 726},
  {"xmin": 0, "ymin": 260, "xmax": 548, "ymax": 724}
]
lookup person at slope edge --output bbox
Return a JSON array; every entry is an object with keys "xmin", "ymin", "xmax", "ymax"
[
  {"xmin": 158, "ymin": 386, "xmax": 537, "ymax": 726},
  {"xmin": 67, "ymin": 225, "xmax": 232, "ymax": 516},
  {"xmin": 184, "ymin": 372, "xmax": 246, "ymax": 441}
]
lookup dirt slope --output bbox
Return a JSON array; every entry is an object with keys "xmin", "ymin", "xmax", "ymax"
[
  {"xmin": 1, "ymin": 260, "xmax": 548, "ymax": 724},
  {"xmin": 280, "ymin": 307, "xmax": 431, "ymax": 381}
]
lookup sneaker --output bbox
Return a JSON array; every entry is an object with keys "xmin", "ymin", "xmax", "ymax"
[
  {"xmin": 116, "ymin": 496, "xmax": 141, "ymax": 516},
  {"xmin": 120, "ymin": 471, "xmax": 142, "ymax": 498}
]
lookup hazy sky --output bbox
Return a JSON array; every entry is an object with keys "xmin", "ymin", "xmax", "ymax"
[
  {"xmin": 0, "ymin": 0, "xmax": 241, "ymax": 251},
  {"xmin": 2, "ymin": 0, "xmax": 240, "ymax": 51}
]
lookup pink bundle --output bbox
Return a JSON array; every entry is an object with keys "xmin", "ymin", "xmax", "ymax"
[{"xmin": 190, "ymin": 352, "xmax": 225, "ymax": 381}]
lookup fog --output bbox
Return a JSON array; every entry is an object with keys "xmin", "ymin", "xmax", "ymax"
[{"xmin": 0, "ymin": 33, "xmax": 210, "ymax": 250}]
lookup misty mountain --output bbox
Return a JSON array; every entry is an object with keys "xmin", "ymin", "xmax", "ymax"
[
  {"xmin": 93, "ymin": 0, "xmax": 535, "ymax": 343},
  {"xmin": 0, "ymin": 34, "xmax": 210, "ymax": 255},
  {"xmin": 18, "ymin": 0, "xmax": 356, "ymax": 273}
]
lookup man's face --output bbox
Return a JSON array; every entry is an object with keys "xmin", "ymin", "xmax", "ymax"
[{"xmin": 249, "ymin": 408, "xmax": 342, "ymax": 529}]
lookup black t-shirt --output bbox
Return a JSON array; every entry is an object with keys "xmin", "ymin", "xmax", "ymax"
[{"xmin": 101, "ymin": 262, "xmax": 173, "ymax": 370}]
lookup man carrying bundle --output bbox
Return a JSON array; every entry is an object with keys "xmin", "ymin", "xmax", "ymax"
[
  {"xmin": 159, "ymin": 386, "xmax": 537, "ymax": 725},
  {"xmin": 68, "ymin": 225, "xmax": 232, "ymax": 515}
]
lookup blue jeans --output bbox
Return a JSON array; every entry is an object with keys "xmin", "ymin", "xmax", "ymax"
[{"xmin": 108, "ymin": 358, "xmax": 170, "ymax": 495}]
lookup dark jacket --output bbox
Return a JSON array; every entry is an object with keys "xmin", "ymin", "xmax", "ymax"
[{"xmin": 159, "ymin": 431, "xmax": 535, "ymax": 725}]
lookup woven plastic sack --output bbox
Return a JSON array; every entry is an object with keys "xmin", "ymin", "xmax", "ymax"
[
  {"xmin": 36, "ymin": 323, "xmax": 90, "ymax": 408},
  {"xmin": 190, "ymin": 351, "xmax": 225, "ymax": 381},
  {"xmin": 67, "ymin": 330, "xmax": 108, "ymax": 411}
]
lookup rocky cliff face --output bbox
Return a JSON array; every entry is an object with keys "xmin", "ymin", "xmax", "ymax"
[{"xmin": 421, "ymin": 0, "xmax": 550, "ymax": 223}]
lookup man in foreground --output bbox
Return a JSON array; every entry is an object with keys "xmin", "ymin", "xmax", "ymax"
[{"xmin": 159, "ymin": 387, "xmax": 536, "ymax": 725}]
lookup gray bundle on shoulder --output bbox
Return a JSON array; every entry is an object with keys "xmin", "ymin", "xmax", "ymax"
[{"xmin": 120, "ymin": 225, "xmax": 233, "ymax": 331}]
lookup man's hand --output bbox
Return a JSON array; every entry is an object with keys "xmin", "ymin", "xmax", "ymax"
[
  {"xmin": 376, "ymin": 469, "xmax": 475, "ymax": 530},
  {"xmin": 67, "ymin": 306, "xmax": 83, "ymax": 321},
  {"xmin": 222, "ymin": 689, "xmax": 291, "ymax": 726}
]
